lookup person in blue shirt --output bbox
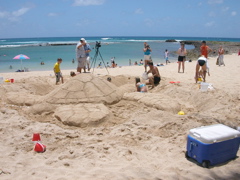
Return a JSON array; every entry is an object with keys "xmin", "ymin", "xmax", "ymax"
[
  {"xmin": 143, "ymin": 43, "xmax": 152, "ymax": 72},
  {"xmin": 84, "ymin": 40, "xmax": 91, "ymax": 72}
]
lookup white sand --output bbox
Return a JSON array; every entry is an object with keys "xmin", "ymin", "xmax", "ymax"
[{"xmin": 0, "ymin": 54, "xmax": 240, "ymax": 180}]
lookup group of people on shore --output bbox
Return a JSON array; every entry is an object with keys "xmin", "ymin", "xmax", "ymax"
[
  {"xmin": 53, "ymin": 38, "xmax": 226, "ymax": 88},
  {"xmin": 195, "ymin": 41, "xmax": 225, "ymax": 83},
  {"xmin": 136, "ymin": 40, "xmax": 226, "ymax": 92},
  {"xmin": 135, "ymin": 42, "xmax": 161, "ymax": 92},
  {"xmin": 76, "ymin": 38, "xmax": 92, "ymax": 73}
]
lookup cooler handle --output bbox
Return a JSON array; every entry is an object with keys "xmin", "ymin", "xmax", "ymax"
[
  {"xmin": 190, "ymin": 143, "xmax": 193, "ymax": 152},
  {"xmin": 193, "ymin": 132, "xmax": 201, "ymax": 138}
]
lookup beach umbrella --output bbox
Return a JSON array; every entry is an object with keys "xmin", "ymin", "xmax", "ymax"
[{"xmin": 13, "ymin": 54, "xmax": 30, "ymax": 70}]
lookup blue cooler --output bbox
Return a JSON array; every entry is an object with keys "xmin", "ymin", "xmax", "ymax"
[{"xmin": 186, "ymin": 124, "xmax": 240, "ymax": 168}]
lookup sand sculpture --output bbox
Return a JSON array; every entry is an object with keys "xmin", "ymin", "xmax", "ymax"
[{"xmin": 1, "ymin": 74, "xmax": 127, "ymax": 127}]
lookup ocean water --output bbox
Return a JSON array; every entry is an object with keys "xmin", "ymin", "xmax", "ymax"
[{"xmin": 0, "ymin": 36, "xmax": 239, "ymax": 73}]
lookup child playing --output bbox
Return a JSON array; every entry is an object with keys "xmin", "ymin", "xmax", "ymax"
[
  {"xmin": 135, "ymin": 77, "xmax": 147, "ymax": 92},
  {"xmin": 53, "ymin": 58, "xmax": 64, "ymax": 85}
]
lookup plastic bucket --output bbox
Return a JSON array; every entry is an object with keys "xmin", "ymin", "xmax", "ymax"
[
  {"xmin": 200, "ymin": 82, "xmax": 209, "ymax": 92},
  {"xmin": 142, "ymin": 72, "xmax": 148, "ymax": 80},
  {"xmin": 10, "ymin": 79, "xmax": 14, "ymax": 83},
  {"xmin": 34, "ymin": 142, "xmax": 46, "ymax": 153},
  {"xmin": 32, "ymin": 133, "xmax": 41, "ymax": 141}
]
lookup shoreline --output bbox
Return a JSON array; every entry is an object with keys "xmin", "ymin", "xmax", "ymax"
[
  {"xmin": 0, "ymin": 53, "xmax": 238, "ymax": 82},
  {"xmin": 1, "ymin": 38, "xmax": 240, "ymax": 73}
]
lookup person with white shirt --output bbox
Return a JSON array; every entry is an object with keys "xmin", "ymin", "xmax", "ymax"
[{"xmin": 195, "ymin": 55, "xmax": 207, "ymax": 83}]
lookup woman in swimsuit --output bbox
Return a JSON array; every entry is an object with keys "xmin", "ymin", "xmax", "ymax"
[
  {"xmin": 195, "ymin": 55, "xmax": 207, "ymax": 83},
  {"xmin": 218, "ymin": 45, "xmax": 225, "ymax": 66},
  {"xmin": 135, "ymin": 77, "xmax": 147, "ymax": 92}
]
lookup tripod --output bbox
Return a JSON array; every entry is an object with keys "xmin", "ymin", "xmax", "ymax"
[{"xmin": 91, "ymin": 42, "xmax": 109, "ymax": 74}]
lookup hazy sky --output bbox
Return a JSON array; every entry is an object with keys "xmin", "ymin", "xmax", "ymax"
[{"xmin": 0, "ymin": 0, "xmax": 239, "ymax": 38}]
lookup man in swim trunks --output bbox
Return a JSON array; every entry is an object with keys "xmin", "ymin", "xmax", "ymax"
[
  {"xmin": 195, "ymin": 55, "xmax": 207, "ymax": 83},
  {"xmin": 177, "ymin": 42, "xmax": 187, "ymax": 73},
  {"xmin": 146, "ymin": 62, "xmax": 161, "ymax": 88}
]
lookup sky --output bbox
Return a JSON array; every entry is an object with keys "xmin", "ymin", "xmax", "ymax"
[{"xmin": 0, "ymin": 0, "xmax": 239, "ymax": 38}]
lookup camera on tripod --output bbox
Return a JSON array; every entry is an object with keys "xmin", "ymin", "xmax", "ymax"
[
  {"xmin": 95, "ymin": 41, "xmax": 101, "ymax": 48},
  {"xmin": 91, "ymin": 41, "xmax": 109, "ymax": 74}
]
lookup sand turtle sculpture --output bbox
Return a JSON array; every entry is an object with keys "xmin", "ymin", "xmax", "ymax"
[
  {"xmin": 42, "ymin": 73, "xmax": 124, "ymax": 105},
  {"xmin": 26, "ymin": 74, "xmax": 126, "ymax": 127},
  {"xmin": 1, "ymin": 74, "xmax": 135, "ymax": 127}
]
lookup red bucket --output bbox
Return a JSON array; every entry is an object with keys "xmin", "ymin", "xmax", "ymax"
[
  {"xmin": 10, "ymin": 79, "xmax": 14, "ymax": 83},
  {"xmin": 32, "ymin": 133, "xmax": 41, "ymax": 141},
  {"xmin": 34, "ymin": 142, "xmax": 46, "ymax": 153}
]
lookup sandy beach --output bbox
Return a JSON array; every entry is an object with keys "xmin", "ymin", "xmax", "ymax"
[{"xmin": 0, "ymin": 53, "xmax": 240, "ymax": 180}]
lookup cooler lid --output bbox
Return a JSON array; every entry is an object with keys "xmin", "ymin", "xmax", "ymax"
[{"xmin": 189, "ymin": 124, "xmax": 240, "ymax": 144}]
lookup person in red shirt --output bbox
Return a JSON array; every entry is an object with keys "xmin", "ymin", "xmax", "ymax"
[{"xmin": 200, "ymin": 41, "xmax": 212, "ymax": 58}]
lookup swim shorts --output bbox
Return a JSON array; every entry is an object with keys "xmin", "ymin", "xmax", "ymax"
[
  {"xmin": 154, "ymin": 76, "xmax": 161, "ymax": 85},
  {"xmin": 178, "ymin": 56, "xmax": 185, "ymax": 62},
  {"xmin": 55, "ymin": 72, "xmax": 62, "ymax": 82},
  {"xmin": 144, "ymin": 55, "xmax": 151, "ymax": 60},
  {"xmin": 198, "ymin": 60, "xmax": 206, "ymax": 66}
]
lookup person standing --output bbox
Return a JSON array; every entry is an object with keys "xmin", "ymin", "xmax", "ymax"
[
  {"xmin": 200, "ymin": 41, "xmax": 212, "ymax": 59},
  {"xmin": 53, "ymin": 58, "xmax": 64, "ymax": 85},
  {"xmin": 165, "ymin": 49, "xmax": 171, "ymax": 64},
  {"xmin": 200, "ymin": 41, "xmax": 212, "ymax": 75},
  {"xmin": 76, "ymin": 38, "xmax": 87, "ymax": 73},
  {"xmin": 177, "ymin": 42, "xmax": 187, "ymax": 73},
  {"xmin": 84, "ymin": 40, "xmax": 92, "ymax": 71},
  {"xmin": 143, "ymin": 43, "xmax": 152, "ymax": 72},
  {"xmin": 218, "ymin": 45, "xmax": 225, "ymax": 66}
]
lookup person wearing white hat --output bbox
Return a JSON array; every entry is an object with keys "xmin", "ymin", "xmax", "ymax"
[{"xmin": 76, "ymin": 38, "xmax": 87, "ymax": 73}]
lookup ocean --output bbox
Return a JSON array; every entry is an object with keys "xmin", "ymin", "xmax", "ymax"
[{"xmin": 0, "ymin": 36, "xmax": 239, "ymax": 73}]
